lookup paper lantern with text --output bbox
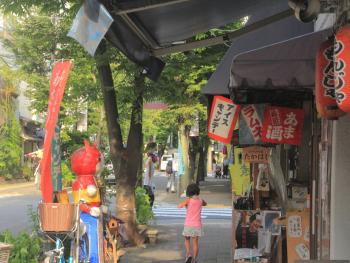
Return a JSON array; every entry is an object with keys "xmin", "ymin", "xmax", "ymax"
[
  {"xmin": 335, "ymin": 26, "xmax": 350, "ymax": 112},
  {"xmin": 315, "ymin": 39, "xmax": 345, "ymax": 119}
]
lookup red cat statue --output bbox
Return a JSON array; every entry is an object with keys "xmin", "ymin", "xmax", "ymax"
[{"xmin": 71, "ymin": 140, "xmax": 103, "ymax": 217}]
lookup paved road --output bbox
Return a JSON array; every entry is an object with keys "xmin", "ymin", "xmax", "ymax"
[
  {"xmin": 0, "ymin": 172, "xmax": 231, "ymax": 235},
  {"xmin": 0, "ymin": 182, "xmax": 40, "ymax": 234}
]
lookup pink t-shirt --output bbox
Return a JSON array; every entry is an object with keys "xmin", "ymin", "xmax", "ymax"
[{"xmin": 184, "ymin": 197, "xmax": 203, "ymax": 228}]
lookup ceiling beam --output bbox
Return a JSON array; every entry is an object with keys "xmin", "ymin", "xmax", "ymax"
[
  {"xmin": 115, "ymin": 0, "xmax": 193, "ymax": 14},
  {"xmin": 120, "ymin": 14, "xmax": 160, "ymax": 48},
  {"xmin": 152, "ymin": 9, "xmax": 294, "ymax": 57}
]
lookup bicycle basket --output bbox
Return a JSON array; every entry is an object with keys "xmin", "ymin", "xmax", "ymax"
[
  {"xmin": 39, "ymin": 203, "xmax": 78, "ymax": 232},
  {"xmin": 0, "ymin": 242, "xmax": 13, "ymax": 263}
]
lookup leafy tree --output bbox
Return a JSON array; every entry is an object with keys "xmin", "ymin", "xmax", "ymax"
[
  {"xmin": 0, "ymin": 63, "xmax": 22, "ymax": 180},
  {"xmin": 1, "ymin": 6, "xmax": 146, "ymax": 245},
  {"xmin": 0, "ymin": 0, "xmax": 243, "ymax": 246}
]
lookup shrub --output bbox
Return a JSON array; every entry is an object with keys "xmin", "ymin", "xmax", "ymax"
[
  {"xmin": 21, "ymin": 162, "xmax": 33, "ymax": 181},
  {"xmin": 61, "ymin": 161, "xmax": 74, "ymax": 186},
  {"xmin": 135, "ymin": 187, "xmax": 154, "ymax": 225},
  {"xmin": 0, "ymin": 206, "xmax": 42, "ymax": 263}
]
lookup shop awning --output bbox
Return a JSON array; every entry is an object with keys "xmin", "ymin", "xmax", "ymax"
[
  {"xmin": 102, "ymin": 0, "xmax": 296, "ymax": 80},
  {"xmin": 230, "ymin": 28, "xmax": 332, "ymax": 90},
  {"xmin": 201, "ymin": 4, "xmax": 314, "ymax": 95}
]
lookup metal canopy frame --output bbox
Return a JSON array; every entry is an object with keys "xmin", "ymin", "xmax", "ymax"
[
  {"xmin": 108, "ymin": 1, "xmax": 294, "ymax": 57},
  {"xmin": 114, "ymin": 0, "xmax": 193, "ymax": 14},
  {"xmin": 152, "ymin": 9, "xmax": 294, "ymax": 56}
]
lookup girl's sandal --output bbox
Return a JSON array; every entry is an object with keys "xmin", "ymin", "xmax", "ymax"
[{"xmin": 185, "ymin": 256, "xmax": 192, "ymax": 263}]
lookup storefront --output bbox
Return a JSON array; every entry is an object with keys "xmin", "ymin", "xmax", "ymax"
[
  {"xmin": 204, "ymin": 6, "xmax": 350, "ymax": 263},
  {"xmin": 231, "ymin": 12, "xmax": 350, "ymax": 263}
]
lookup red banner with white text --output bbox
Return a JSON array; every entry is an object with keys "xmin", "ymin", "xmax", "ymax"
[
  {"xmin": 261, "ymin": 106, "xmax": 304, "ymax": 145},
  {"xmin": 208, "ymin": 96, "xmax": 240, "ymax": 144},
  {"xmin": 41, "ymin": 60, "xmax": 73, "ymax": 203}
]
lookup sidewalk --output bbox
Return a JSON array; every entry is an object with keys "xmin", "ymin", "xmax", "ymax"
[{"xmin": 120, "ymin": 177, "xmax": 233, "ymax": 263}]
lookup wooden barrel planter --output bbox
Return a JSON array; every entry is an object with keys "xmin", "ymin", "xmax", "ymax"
[{"xmin": 0, "ymin": 242, "xmax": 13, "ymax": 263}]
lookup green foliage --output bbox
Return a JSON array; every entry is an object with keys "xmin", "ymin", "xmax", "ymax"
[
  {"xmin": 60, "ymin": 130, "xmax": 90, "ymax": 160},
  {"xmin": 21, "ymin": 162, "xmax": 33, "ymax": 181},
  {"xmin": 0, "ymin": 112, "xmax": 22, "ymax": 180},
  {"xmin": 0, "ymin": 206, "xmax": 42, "ymax": 263},
  {"xmin": 61, "ymin": 161, "xmax": 74, "ymax": 185},
  {"xmin": 135, "ymin": 187, "xmax": 154, "ymax": 225},
  {"xmin": 0, "ymin": 230, "xmax": 41, "ymax": 263}
]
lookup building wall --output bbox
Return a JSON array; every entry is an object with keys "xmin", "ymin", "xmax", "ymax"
[{"xmin": 330, "ymin": 115, "xmax": 350, "ymax": 260}]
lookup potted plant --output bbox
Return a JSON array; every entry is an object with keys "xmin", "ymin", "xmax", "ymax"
[{"xmin": 135, "ymin": 187, "xmax": 154, "ymax": 228}]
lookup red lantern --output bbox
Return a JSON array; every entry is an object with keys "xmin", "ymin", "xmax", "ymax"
[
  {"xmin": 315, "ymin": 39, "xmax": 345, "ymax": 119},
  {"xmin": 335, "ymin": 26, "xmax": 350, "ymax": 112}
]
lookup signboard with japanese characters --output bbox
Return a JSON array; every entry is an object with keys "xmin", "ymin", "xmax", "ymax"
[
  {"xmin": 208, "ymin": 96, "xmax": 240, "ymax": 144},
  {"xmin": 242, "ymin": 146, "xmax": 270, "ymax": 164},
  {"xmin": 239, "ymin": 104, "xmax": 265, "ymax": 145},
  {"xmin": 261, "ymin": 106, "xmax": 304, "ymax": 145}
]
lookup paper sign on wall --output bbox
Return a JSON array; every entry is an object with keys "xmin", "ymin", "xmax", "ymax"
[
  {"xmin": 261, "ymin": 106, "xmax": 304, "ymax": 145},
  {"xmin": 208, "ymin": 96, "xmax": 240, "ymax": 144}
]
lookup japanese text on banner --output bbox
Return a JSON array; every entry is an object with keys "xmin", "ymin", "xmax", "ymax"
[
  {"xmin": 41, "ymin": 60, "xmax": 73, "ymax": 203},
  {"xmin": 261, "ymin": 106, "xmax": 304, "ymax": 145},
  {"xmin": 208, "ymin": 96, "xmax": 240, "ymax": 144}
]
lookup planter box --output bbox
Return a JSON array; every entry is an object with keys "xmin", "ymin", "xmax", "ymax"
[
  {"xmin": 0, "ymin": 242, "xmax": 13, "ymax": 263},
  {"xmin": 146, "ymin": 228, "xmax": 158, "ymax": 244}
]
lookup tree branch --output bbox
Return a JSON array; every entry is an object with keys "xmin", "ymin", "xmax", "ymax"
[
  {"xmin": 126, "ymin": 73, "xmax": 145, "ymax": 182},
  {"xmin": 95, "ymin": 40, "xmax": 124, "ymax": 152}
]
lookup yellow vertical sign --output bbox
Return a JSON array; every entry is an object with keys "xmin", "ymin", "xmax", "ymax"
[{"xmin": 228, "ymin": 147, "xmax": 251, "ymax": 195}]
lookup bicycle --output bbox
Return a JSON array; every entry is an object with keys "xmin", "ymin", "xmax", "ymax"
[
  {"xmin": 39, "ymin": 200, "xmax": 90, "ymax": 263},
  {"xmin": 43, "ymin": 238, "xmax": 65, "ymax": 263}
]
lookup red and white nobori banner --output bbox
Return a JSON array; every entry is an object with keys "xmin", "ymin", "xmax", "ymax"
[
  {"xmin": 41, "ymin": 60, "xmax": 73, "ymax": 203},
  {"xmin": 208, "ymin": 96, "xmax": 240, "ymax": 144},
  {"xmin": 261, "ymin": 106, "xmax": 304, "ymax": 145}
]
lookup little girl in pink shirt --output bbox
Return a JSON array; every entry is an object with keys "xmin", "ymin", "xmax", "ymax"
[{"xmin": 177, "ymin": 183, "xmax": 207, "ymax": 263}]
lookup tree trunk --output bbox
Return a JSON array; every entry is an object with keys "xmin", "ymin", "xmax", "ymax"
[
  {"xmin": 189, "ymin": 136, "xmax": 199, "ymax": 184},
  {"xmin": 179, "ymin": 123, "xmax": 192, "ymax": 193},
  {"xmin": 197, "ymin": 146, "xmax": 205, "ymax": 183},
  {"xmin": 124, "ymin": 74, "xmax": 145, "ymax": 246},
  {"xmin": 96, "ymin": 42, "xmax": 144, "ymax": 246}
]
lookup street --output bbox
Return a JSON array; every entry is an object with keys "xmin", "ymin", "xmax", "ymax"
[
  {"xmin": 0, "ymin": 172, "xmax": 233, "ymax": 262},
  {"xmin": 0, "ymin": 182, "xmax": 41, "ymax": 234}
]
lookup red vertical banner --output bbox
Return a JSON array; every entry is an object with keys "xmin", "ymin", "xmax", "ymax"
[
  {"xmin": 261, "ymin": 106, "xmax": 304, "ymax": 145},
  {"xmin": 41, "ymin": 60, "xmax": 73, "ymax": 203},
  {"xmin": 208, "ymin": 96, "xmax": 240, "ymax": 144}
]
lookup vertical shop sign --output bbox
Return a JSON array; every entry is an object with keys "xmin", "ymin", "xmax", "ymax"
[
  {"xmin": 315, "ymin": 39, "xmax": 345, "ymax": 119},
  {"xmin": 41, "ymin": 60, "xmax": 73, "ymax": 203},
  {"xmin": 208, "ymin": 96, "xmax": 240, "ymax": 144},
  {"xmin": 242, "ymin": 146, "xmax": 270, "ymax": 164},
  {"xmin": 239, "ymin": 104, "xmax": 265, "ymax": 144},
  {"xmin": 261, "ymin": 106, "xmax": 304, "ymax": 145},
  {"xmin": 51, "ymin": 122, "xmax": 62, "ymax": 192},
  {"xmin": 335, "ymin": 26, "xmax": 350, "ymax": 112}
]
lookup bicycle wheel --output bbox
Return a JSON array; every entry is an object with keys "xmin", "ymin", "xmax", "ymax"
[{"xmin": 79, "ymin": 232, "xmax": 90, "ymax": 262}]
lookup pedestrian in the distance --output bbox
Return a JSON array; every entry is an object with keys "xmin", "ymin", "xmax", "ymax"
[
  {"xmin": 222, "ymin": 155, "xmax": 229, "ymax": 179},
  {"xmin": 143, "ymin": 142, "xmax": 157, "ymax": 207},
  {"xmin": 177, "ymin": 183, "xmax": 207, "ymax": 263},
  {"xmin": 165, "ymin": 160, "xmax": 176, "ymax": 193}
]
